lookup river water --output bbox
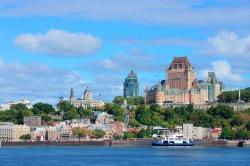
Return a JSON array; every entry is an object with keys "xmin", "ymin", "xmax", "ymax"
[{"xmin": 0, "ymin": 146, "xmax": 249, "ymax": 166}]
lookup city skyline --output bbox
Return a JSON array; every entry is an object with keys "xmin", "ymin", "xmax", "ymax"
[{"xmin": 0, "ymin": 0, "xmax": 250, "ymax": 104}]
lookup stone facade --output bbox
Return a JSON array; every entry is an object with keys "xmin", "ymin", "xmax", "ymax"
[
  {"xmin": 69, "ymin": 87, "xmax": 105, "ymax": 109},
  {"xmin": 0, "ymin": 122, "xmax": 30, "ymax": 141},
  {"xmin": 145, "ymin": 57, "xmax": 222, "ymax": 105},
  {"xmin": 24, "ymin": 116, "xmax": 41, "ymax": 128}
]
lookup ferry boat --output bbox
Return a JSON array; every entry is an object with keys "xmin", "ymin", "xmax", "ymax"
[{"xmin": 152, "ymin": 133, "xmax": 194, "ymax": 146}]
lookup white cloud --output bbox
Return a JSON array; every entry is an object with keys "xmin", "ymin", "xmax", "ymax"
[
  {"xmin": 89, "ymin": 49, "xmax": 165, "ymax": 73},
  {"xmin": 200, "ymin": 60, "xmax": 242, "ymax": 84},
  {"xmin": 207, "ymin": 31, "xmax": 250, "ymax": 56},
  {"xmin": 0, "ymin": 57, "xmax": 86, "ymax": 104},
  {"xmin": 14, "ymin": 29, "xmax": 102, "ymax": 56},
  {"xmin": 0, "ymin": 57, "xmax": 4, "ymax": 67},
  {"xmin": 1, "ymin": 0, "xmax": 250, "ymax": 26}
]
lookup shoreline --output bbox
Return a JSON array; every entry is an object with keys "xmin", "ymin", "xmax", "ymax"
[{"xmin": 1, "ymin": 139, "xmax": 249, "ymax": 147}]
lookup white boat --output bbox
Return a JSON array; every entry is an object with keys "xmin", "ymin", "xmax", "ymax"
[{"xmin": 152, "ymin": 133, "xmax": 194, "ymax": 146}]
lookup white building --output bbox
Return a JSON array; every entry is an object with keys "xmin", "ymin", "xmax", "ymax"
[
  {"xmin": 0, "ymin": 99, "xmax": 32, "ymax": 111},
  {"xmin": 0, "ymin": 122, "xmax": 30, "ymax": 141},
  {"xmin": 182, "ymin": 123, "xmax": 209, "ymax": 140},
  {"xmin": 31, "ymin": 127, "xmax": 46, "ymax": 141},
  {"xmin": 47, "ymin": 126, "xmax": 58, "ymax": 141},
  {"xmin": 69, "ymin": 87, "xmax": 104, "ymax": 109},
  {"xmin": 182, "ymin": 123, "xmax": 194, "ymax": 139}
]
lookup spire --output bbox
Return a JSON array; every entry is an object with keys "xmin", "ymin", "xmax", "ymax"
[
  {"xmin": 238, "ymin": 89, "xmax": 241, "ymax": 102},
  {"xmin": 69, "ymin": 88, "xmax": 74, "ymax": 100},
  {"xmin": 98, "ymin": 93, "xmax": 102, "ymax": 101}
]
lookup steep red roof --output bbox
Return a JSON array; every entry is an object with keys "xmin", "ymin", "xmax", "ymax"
[{"xmin": 168, "ymin": 56, "xmax": 192, "ymax": 70}]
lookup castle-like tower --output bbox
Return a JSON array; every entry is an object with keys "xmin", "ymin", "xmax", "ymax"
[
  {"xmin": 167, "ymin": 57, "xmax": 195, "ymax": 90},
  {"xmin": 145, "ymin": 56, "xmax": 222, "ymax": 105}
]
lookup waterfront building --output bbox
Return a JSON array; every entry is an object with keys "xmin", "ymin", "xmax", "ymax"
[
  {"xmin": 60, "ymin": 125, "xmax": 72, "ymax": 140},
  {"xmin": 145, "ymin": 57, "xmax": 222, "ymax": 105},
  {"xmin": 123, "ymin": 70, "xmax": 139, "ymax": 98},
  {"xmin": 210, "ymin": 128, "xmax": 222, "ymax": 139},
  {"xmin": 47, "ymin": 127, "xmax": 58, "ymax": 141},
  {"xmin": 31, "ymin": 127, "xmax": 46, "ymax": 141},
  {"xmin": 24, "ymin": 116, "xmax": 41, "ymax": 128},
  {"xmin": 0, "ymin": 99, "xmax": 32, "ymax": 111},
  {"xmin": 111, "ymin": 122, "xmax": 127, "ymax": 136},
  {"xmin": 69, "ymin": 87, "xmax": 105, "ymax": 109},
  {"xmin": 192, "ymin": 127, "xmax": 205, "ymax": 139},
  {"xmin": 182, "ymin": 123, "xmax": 194, "ymax": 139},
  {"xmin": 0, "ymin": 122, "xmax": 30, "ymax": 141}
]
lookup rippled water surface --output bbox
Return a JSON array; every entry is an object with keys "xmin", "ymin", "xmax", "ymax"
[{"xmin": 0, "ymin": 145, "xmax": 249, "ymax": 166}]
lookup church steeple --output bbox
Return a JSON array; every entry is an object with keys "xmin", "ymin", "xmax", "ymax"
[{"xmin": 69, "ymin": 88, "xmax": 75, "ymax": 100}]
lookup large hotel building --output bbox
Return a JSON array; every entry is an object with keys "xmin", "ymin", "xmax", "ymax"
[{"xmin": 145, "ymin": 57, "xmax": 222, "ymax": 105}]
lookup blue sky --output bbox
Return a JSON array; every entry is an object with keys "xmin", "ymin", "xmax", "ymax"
[{"xmin": 0, "ymin": 0, "xmax": 249, "ymax": 104}]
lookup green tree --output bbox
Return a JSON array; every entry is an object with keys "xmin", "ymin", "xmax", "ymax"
[
  {"xmin": 63, "ymin": 108, "xmax": 79, "ymax": 120},
  {"xmin": 10, "ymin": 103, "xmax": 29, "ymax": 111},
  {"xmin": 135, "ymin": 105, "xmax": 152, "ymax": 126},
  {"xmin": 72, "ymin": 127, "xmax": 91, "ymax": 140},
  {"xmin": 137, "ymin": 128, "xmax": 152, "ymax": 138},
  {"xmin": 246, "ymin": 121, "xmax": 250, "ymax": 131},
  {"xmin": 230, "ymin": 115, "xmax": 243, "ymax": 127},
  {"xmin": 114, "ymin": 108, "xmax": 125, "ymax": 122},
  {"xmin": 41, "ymin": 114, "xmax": 52, "ymax": 124},
  {"xmin": 218, "ymin": 87, "xmax": 250, "ymax": 103},
  {"xmin": 78, "ymin": 107, "xmax": 93, "ymax": 119},
  {"xmin": 235, "ymin": 128, "xmax": 248, "ymax": 139},
  {"xmin": 11, "ymin": 103, "xmax": 33, "ymax": 124},
  {"xmin": 128, "ymin": 119, "xmax": 141, "ymax": 127},
  {"xmin": 220, "ymin": 127, "xmax": 234, "ymax": 140},
  {"xmin": 57, "ymin": 101, "xmax": 74, "ymax": 113},
  {"xmin": 113, "ymin": 96, "xmax": 125, "ymax": 105},
  {"xmin": 150, "ymin": 104, "xmax": 162, "ymax": 113},
  {"xmin": 92, "ymin": 129, "xmax": 106, "ymax": 139},
  {"xmin": 20, "ymin": 134, "xmax": 31, "ymax": 141},
  {"xmin": 104, "ymin": 103, "xmax": 124, "ymax": 122},
  {"xmin": 126, "ymin": 96, "xmax": 144, "ymax": 105},
  {"xmin": 32, "ymin": 102, "xmax": 55, "ymax": 115},
  {"xmin": 123, "ymin": 132, "xmax": 136, "ymax": 139},
  {"xmin": 208, "ymin": 104, "xmax": 234, "ymax": 119}
]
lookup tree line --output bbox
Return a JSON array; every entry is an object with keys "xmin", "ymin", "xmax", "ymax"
[{"xmin": 218, "ymin": 87, "xmax": 250, "ymax": 103}]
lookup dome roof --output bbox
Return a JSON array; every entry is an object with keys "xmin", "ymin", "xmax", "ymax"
[
  {"xmin": 84, "ymin": 86, "xmax": 91, "ymax": 94},
  {"xmin": 127, "ymin": 70, "xmax": 137, "ymax": 79}
]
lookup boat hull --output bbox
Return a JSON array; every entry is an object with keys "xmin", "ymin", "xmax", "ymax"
[{"xmin": 152, "ymin": 142, "xmax": 194, "ymax": 146}]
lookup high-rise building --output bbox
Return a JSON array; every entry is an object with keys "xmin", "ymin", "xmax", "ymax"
[{"xmin": 123, "ymin": 70, "xmax": 139, "ymax": 98}]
